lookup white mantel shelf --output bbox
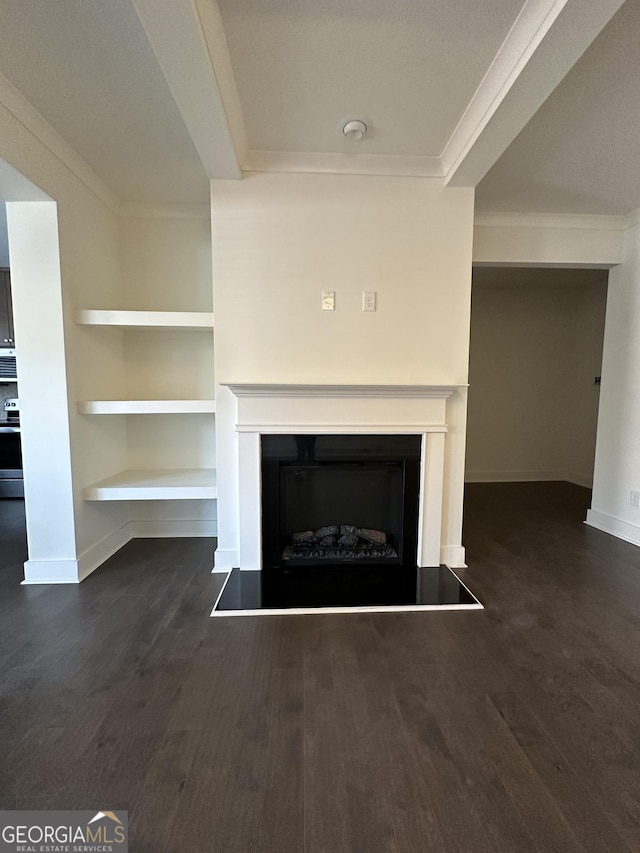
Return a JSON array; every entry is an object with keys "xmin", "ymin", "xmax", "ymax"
[{"xmin": 222, "ymin": 384, "xmax": 463, "ymax": 398}]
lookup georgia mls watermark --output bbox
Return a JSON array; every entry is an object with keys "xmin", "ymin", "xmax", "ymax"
[{"xmin": 0, "ymin": 811, "xmax": 127, "ymax": 853}]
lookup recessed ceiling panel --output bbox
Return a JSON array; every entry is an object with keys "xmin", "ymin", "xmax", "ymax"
[
  {"xmin": 218, "ymin": 0, "xmax": 527, "ymax": 157},
  {"xmin": 0, "ymin": 0, "xmax": 209, "ymax": 203},
  {"xmin": 476, "ymin": 0, "xmax": 640, "ymax": 215}
]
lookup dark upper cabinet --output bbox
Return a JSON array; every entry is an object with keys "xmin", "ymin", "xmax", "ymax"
[{"xmin": 0, "ymin": 270, "xmax": 14, "ymax": 346}]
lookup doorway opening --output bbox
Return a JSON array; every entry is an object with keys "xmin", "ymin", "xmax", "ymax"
[{"xmin": 465, "ymin": 266, "xmax": 609, "ymax": 498}]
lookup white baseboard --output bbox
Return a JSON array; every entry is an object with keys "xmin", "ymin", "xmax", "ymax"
[
  {"xmin": 440, "ymin": 545, "xmax": 467, "ymax": 568},
  {"xmin": 585, "ymin": 509, "xmax": 640, "ymax": 548},
  {"xmin": 565, "ymin": 471, "xmax": 593, "ymax": 488},
  {"xmin": 22, "ymin": 559, "xmax": 83, "ymax": 584},
  {"xmin": 22, "ymin": 519, "xmax": 218, "ymax": 584},
  {"xmin": 465, "ymin": 469, "xmax": 564, "ymax": 483},
  {"xmin": 23, "ymin": 524, "xmax": 133, "ymax": 584},
  {"xmin": 465, "ymin": 469, "xmax": 592, "ymax": 487},
  {"xmin": 78, "ymin": 523, "xmax": 134, "ymax": 581},
  {"xmin": 129, "ymin": 519, "xmax": 217, "ymax": 538},
  {"xmin": 213, "ymin": 547, "xmax": 240, "ymax": 572}
]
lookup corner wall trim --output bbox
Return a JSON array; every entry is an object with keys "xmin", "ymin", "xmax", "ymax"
[{"xmin": 585, "ymin": 510, "xmax": 640, "ymax": 548}]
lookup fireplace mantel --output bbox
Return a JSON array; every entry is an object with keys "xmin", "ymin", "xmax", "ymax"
[
  {"xmin": 222, "ymin": 383, "xmax": 462, "ymax": 398},
  {"xmin": 222, "ymin": 382, "xmax": 462, "ymax": 570}
]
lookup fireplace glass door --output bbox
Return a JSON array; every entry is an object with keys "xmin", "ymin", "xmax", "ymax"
[{"xmin": 261, "ymin": 434, "xmax": 421, "ymax": 569}]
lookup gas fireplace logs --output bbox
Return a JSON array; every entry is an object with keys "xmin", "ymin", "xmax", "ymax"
[{"xmin": 283, "ymin": 524, "xmax": 397, "ymax": 562}]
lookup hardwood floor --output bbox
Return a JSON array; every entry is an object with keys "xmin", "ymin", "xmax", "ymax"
[{"xmin": 2, "ymin": 483, "xmax": 640, "ymax": 851}]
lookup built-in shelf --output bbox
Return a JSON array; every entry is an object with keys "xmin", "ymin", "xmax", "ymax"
[
  {"xmin": 74, "ymin": 309, "xmax": 214, "ymax": 330},
  {"xmin": 83, "ymin": 468, "xmax": 217, "ymax": 501},
  {"xmin": 77, "ymin": 308, "xmax": 216, "ymax": 507},
  {"xmin": 77, "ymin": 399, "xmax": 215, "ymax": 414}
]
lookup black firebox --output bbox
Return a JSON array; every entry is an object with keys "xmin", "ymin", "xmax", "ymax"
[{"xmin": 261, "ymin": 434, "xmax": 421, "ymax": 569}]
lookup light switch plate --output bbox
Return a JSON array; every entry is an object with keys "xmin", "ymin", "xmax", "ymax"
[{"xmin": 322, "ymin": 291, "xmax": 335, "ymax": 311}]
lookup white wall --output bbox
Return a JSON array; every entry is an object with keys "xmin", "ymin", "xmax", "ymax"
[
  {"xmin": 0, "ymin": 203, "xmax": 9, "ymax": 267},
  {"xmin": 588, "ymin": 221, "xmax": 640, "ymax": 545},
  {"xmin": 119, "ymin": 212, "xmax": 216, "ymax": 535},
  {"xmin": 119, "ymin": 213, "xmax": 212, "ymax": 311},
  {"xmin": 211, "ymin": 172, "xmax": 475, "ymax": 569},
  {"xmin": 466, "ymin": 273, "xmax": 607, "ymax": 486},
  {"xmin": 0, "ymin": 93, "xmax": 126, "ymax": 581},
  {"xmin": 0, "ymin": 94, "xmax": 217, "ymax": 582},
  {"xmin": 0, "ymin": 207, "xmax": 15, "ymax": 411}
]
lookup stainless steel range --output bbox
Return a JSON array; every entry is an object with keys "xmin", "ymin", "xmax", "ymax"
[{"xmin": 0, "ymin": 398, "xmax": 23, "ymax": 498}]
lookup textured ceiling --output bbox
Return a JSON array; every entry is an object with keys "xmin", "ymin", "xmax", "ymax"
[
  {"xmin": 0, "ymin": 0, "xmax": 209, "ymax": 204},
  {"xmin": 217, "ymin": 0, "xmax": 525, "ymax": 157},
  {"xmin": 0, "ymin": 0, "xmax": 637, "ymax": 215},
  {"xmin": 476, "ymin": 0, "xmax": 640, "ymax": 215}
]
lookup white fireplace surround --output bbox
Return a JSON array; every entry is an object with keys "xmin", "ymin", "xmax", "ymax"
[{"xmin": 222, "ymin": 384, "xmax": 463, "ymax": 570}]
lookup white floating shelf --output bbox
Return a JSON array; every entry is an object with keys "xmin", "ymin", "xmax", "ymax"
[
  {"xmin": 75, "ymin": 309, "xmax": 214, "ymax": 330},
  {"xmin": 83, "ymin": 468, "xmax": 217, "ymax": 501},
  {"xmin": 77, "ymin": 399, "xmax": 216, "ymax": 414}
]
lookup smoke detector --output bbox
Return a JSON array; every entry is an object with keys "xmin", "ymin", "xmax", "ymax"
[{"xmin": 342, "ymin": 119, "xmax": 367, "ymax": 141}]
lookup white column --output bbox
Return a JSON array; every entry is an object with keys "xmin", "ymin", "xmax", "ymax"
[
  {"xmin": 418, "ymin": 431, "xmax": 446, "ymax": 567},
  {"xmin": 237, "ymin": 430, "xmax": 262, "ymax": 569},
  {"xmin": 7, "ymin": 202, "xmax": 79, "ymax": 582}
]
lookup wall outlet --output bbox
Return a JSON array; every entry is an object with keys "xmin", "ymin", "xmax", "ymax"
[
  {"xmin": 322, "ymin": 291, "xmax": 335, "ymax": 311},
  {"xmin": 631, "ymin": 490, "xmax": 640, "ymax": 507},
  {"xmin": 363, "ymin": 291, "xmax": 376, "ymax": 312}
]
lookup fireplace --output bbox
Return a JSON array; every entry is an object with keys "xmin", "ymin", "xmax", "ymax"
[
  {"xmin": 217, "ymin": 383, "xmax": 464, "ymax": 572},
  {"xmin": 212, "ymin": 384, "xmax": 480, "ymax": 613},
  {"xmin": 261, "ymin": 434, "xmax": 421, "ymax": 568}
]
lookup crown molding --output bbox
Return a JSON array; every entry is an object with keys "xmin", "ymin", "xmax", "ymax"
[
  {"xmin": 242, "ymin": 150, "xmax": 444, "ymax": 179},
  {"xmin": 474, "ymin": 211, "xmax": 624, "ymax": 231},
  {"xmin": 119, "ymin": 202, "xmax": 210, "ymax": 219},
  {"xmin": 443, "ymin": 0, "xmax": 627, "ymax": 187},
  {"xmin": 0, "ymin": 71, "xmax": 120, "ymax": 215},
  {"xmin": 622, "ymin": 206, "xmax": 640, "ymax": 231}
]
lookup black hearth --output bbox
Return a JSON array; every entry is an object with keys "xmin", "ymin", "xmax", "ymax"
[{"xmin": 261, "ymin": 434, "xmax": 421, "ymax": 569}]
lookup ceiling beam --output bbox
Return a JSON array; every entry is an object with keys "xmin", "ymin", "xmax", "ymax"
[
  {"xmin": 130, "ymin": 0, "xmax": 246, "ymax": 180},
  {"xmin": 443, "ymin": 0, "xmax": 627, "ymax": 187}
]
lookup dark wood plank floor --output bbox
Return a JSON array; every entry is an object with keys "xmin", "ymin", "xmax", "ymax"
[{"xmin": 2, "ymin": 483, "xmax": 640, "ymax": 851}]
